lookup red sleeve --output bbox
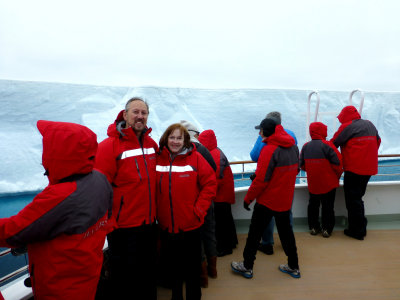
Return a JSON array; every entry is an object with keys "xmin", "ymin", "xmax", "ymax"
[
  {"xmin": 0, "ymin": 183, "xmax": 75, "ymax": 247},
  {"xmin": 193, "ymin": 153, "xmax": 217, "ymax": 220},
  {"xmin": 244, "ymin": 145, "xmax": 275, "ymax": 204},
  {"xmin": 94, "ymin": 138, "xmax": 117, "ymax": 183}
]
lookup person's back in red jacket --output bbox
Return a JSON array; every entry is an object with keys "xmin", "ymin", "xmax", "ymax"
[
  {"xmin": 331, "ymin": 106, "xmax": 380, "ymax": 240},
  {"xmin": 0, "ymin": 121, "xmax": 113, "ymax": 300},
  {"xmin": 300, "ymin": 122, "xmax": 343, "ymax": 236},
  {"xmin": 198, "ymin": 129, "xmax": 238, "ymax": 256}
]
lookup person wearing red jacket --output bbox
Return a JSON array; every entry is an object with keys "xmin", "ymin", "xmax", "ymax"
[
  {"xmin": 300, "ymin": 122, "xmax": 343, "ymax": 238},
  {"xmin": 156, "ymin": 123, "xmax": 217, "ymax": 300},
  {"xmin": 0, "ymin": 120, "xmax": 113, "ymax": 300},
  {"xmin": 198, "ymin": 129, "xmax": 238, "ymax": 257},
  {"xmin": 231, "ymin": 118, "xmax": 300, "ymax": 279},
  {"xmin": 331, "ymin": 105, "xmax": 381, "ymax": 240},
  {"xmin": 95, "ymin": 97, "xmax": 159, "ymax": 299}
]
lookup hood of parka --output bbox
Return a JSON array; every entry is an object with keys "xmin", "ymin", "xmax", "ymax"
[
  {"xmin": 198, "ymin": 129, "xmax": 217, "ymax": 152},
  {"xmin": 337, "ymin": 105, "xmax": 361, "ymax": 124},
  {"xmin": 37, "ymin": 120, "xmax": 97, "ymax": 185},
  {"xmin": 264, "ymin": 125, "xmax": 295, "ymax": 148},
  {"xmin": 309, "ymin": 122, "xmax": 327, "ymax": 140}
]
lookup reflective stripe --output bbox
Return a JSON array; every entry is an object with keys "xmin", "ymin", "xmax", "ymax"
[
  {"xmin": 156, "ymin": 165, "xmax": 193, "ymax": 173},
  {"xmin": 120, "ymin": 148, "xmax": 155, "ymax": 159}
]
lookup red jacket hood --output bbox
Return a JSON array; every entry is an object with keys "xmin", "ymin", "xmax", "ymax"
[
  {"xmin": 106, "ymin": 109, "xmax": 152, "ymax": 138},
  {"xmin": 310, "ymin": 122, "xmax": 327, "ymax": 140},
  {"xmin": 337, "ymin": 105, "xmax": 361, "ymax": 124},
  {"xmin": 37, "ymin": 120, "xmax": 97, "ymax": 185},
  {"xmin": 264, "ymin": 125, "xmax": 295, "ymax": 148},
  {"xmin": 198, "ymin": 129, "xmax": 217, "ymax": 151}
]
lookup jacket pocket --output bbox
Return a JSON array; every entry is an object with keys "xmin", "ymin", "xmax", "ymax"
[{"xmin": 116, "ymin": 196, "xmax": 124, "ymax": 222}]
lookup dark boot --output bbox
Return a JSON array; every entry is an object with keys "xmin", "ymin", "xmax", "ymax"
[
  {"xmin": 200, "ymin": 260, "xmax": 208, "ymax": 288},
  {"xmin": 207, "ymin": 256, "xmax": 217, "ymax": 279}
]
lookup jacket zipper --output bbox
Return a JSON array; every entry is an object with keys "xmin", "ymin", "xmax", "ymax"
[
  {"xmin": 141, "ymin": 146, "xmax": 153, "ymax": 224},
  {"xmin": 169, "ymin": 159, "xmax": 175, "ymax": 232}
]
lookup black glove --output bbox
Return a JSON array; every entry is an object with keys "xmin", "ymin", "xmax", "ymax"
[
  {"xmin": 243, "ymin": 202, "xmax": 251, "ymax": 211},
  {"xmin": 249, "ymin": 173, "xmax": 256, "ymax": 181}
]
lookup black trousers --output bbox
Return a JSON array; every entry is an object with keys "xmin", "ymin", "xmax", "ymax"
[
  {"xmin": 160, "ymin": 228, "xmax": 202, "ymax": 300},
  {"xmin": 214, "ymin": 202, "xmax": 238, "ymax": 253},
  {"xmin": 307, "ymin": 188, "xmax": 336, "ymax": 233},
  {"xmin": 107, "ymin": 223, "xmax": 158, "ymax": 300},
  {"xmin": 343, "ymin": 171, "xmax": 371, "ymax": 237},
  {"xmin": 243, "ymin": 203, "xmax": 299, "ymax": 270}
]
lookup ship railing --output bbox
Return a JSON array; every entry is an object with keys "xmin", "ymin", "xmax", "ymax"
[
  {"xmin": 231, "ymin": 154, "xmax": 400, "ymax": 183},
  {"xmin": 1, "ymin": 154, "xmax": 399, "ymax": 292}
]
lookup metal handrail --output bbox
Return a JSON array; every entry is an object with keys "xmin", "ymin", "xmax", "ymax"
[
  {"xmin": 349, "ymin": 89, "xmax": 364, "ymax": 115},
  {"xmin": 306, "ymin": 91, "xmax": 320, "ymax": 141}
]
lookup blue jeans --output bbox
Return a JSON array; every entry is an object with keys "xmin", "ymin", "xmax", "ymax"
[{"xmin": 261, "ymin": 210, "xmax": 293, "ymax": 246}]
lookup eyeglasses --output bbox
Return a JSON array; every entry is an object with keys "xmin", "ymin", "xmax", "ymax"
[{"xmin": 188, "ymin": 129, "xmax": 200, "ymax": 135}]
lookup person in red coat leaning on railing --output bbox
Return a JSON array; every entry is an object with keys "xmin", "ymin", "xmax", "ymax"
[
  {"xmin": 198, "ymin": 129, "xmax": 238, "ymax": 257},
  {"xmin": 0, "ymin": 121, "xmax": 113, "ymax": 300},
  {"xmin": 331, "ymin": 105, "xmax": 381, "ymax": 240},
  {"xmin": 156, "ymin": 123, "xmax": 217, "ymax": 300},
  {"xmin": 300, "ymin": 122, "xmax": 343, "ymax": 238}
]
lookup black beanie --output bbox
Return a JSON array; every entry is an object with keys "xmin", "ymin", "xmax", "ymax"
[{"xmin": 255, "ymin": 118, "xmax": 277, "ymax": 137}]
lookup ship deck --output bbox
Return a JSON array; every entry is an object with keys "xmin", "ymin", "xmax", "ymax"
[{"xmin": 157, "ymin": 227, "xmax": 400, "ymax": 300}]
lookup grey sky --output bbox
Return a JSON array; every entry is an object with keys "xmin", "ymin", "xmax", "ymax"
[{"xmin": 0, "ymin": 0, "xmax": 399, "ymax": 91}]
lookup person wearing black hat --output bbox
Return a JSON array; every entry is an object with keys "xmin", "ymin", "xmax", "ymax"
[
  {"xmin": 249, "ymin": 111, "xmax": 297, "ymax": 255},
  {"xmin": 231, "ymin": 118, "xmax": 301, "ymax": 279}
]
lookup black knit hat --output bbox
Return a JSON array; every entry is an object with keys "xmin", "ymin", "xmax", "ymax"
[{"xmin": 255, "ymin": 118, "xmax": 277, "ymax": 137}]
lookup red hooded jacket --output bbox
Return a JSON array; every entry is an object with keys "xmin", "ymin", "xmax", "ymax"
[
  {"xmin": 244, "ymin": 125, "xmax": 299, "ymax": 211},
  {"xmin": 156, "ymin": 144, "xmax": 217, "ymax": 233},
  {"xmin": 331, "ymin": 106, "xmax": 381, "ymax": 175},
  {"xmin": 95, "ymin": 110, "xmax": 158, "ymax": 229},
  {"xmin": 0, "ymin": 121, "xmax": 113, "ymax": 300},
  {"xmin": 300, "ymin": 122, "xmax": 343, "ymax": 194},
  {"xmin": 198, "ymin": 130, "xmax": 235, "ymax": 204}
]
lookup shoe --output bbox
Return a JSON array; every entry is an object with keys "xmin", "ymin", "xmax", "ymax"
[
  {"xmin": 310, "ymin": 228, "xmax": 321, "ymax": 235},
  {"xmin": 344, "ymin": 229, "xmax": 364, "ymax": 240},
  {"xmin": 258, "ymin": 243, "xmax": 274, "ymax": 255},
  {"xmin": 322, "ymin": 229, "xmax": 330, "ymax": 238},
  {"xmin": 279, "ymin": 264, "xmax": 301, "ymax": 278},
  {"xmin": 217, "ymin": 249, "xmax": 233, "ymax": 257},
  {"xmin": 231, "ymin": 261, "xmax": 253, "ymax": 279}
]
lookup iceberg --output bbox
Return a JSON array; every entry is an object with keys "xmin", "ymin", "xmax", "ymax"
[{"xmin": 1, "ymin": 79, "xmax": 399, "ymax": 194}]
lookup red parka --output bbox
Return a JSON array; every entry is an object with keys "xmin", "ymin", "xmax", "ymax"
[
  {"xmin": 244, "ymin": 125, "xmax": 299, "ymax": 212},
  {"xmin": 198, "ymin": 130, "xmax": 235, "ymax": 204},
  {"xmin": 0, "ymin": 121, "xmax": 113, "ymax": 300},
  {"xmin": 95, "ymin": 110, "xmax": 158, "ymax": 229},
  {"xmin": 331, "ymin": 106, "xmax": 381, "ymax": 175},
  {"xmin": 300, "ymin": 122, "xmax": 343, "ymax": 194},
  {"xmin": 156, "ymin": 144, "xmax": 217, "ymax": 234}
]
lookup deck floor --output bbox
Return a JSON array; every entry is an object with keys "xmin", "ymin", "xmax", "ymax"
[{"xmin": 157, "ymin": 229, "xmax": 400, "ymax": 300}]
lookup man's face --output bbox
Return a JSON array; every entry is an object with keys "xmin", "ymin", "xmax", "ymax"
[{"xmin": 123, "ymin": 100, "xmax": 149, "ymax": 136}]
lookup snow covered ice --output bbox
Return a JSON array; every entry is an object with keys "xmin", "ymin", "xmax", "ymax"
[{"xmin": 1, "ymin": 79, "xmax": 399, "ymax": 194}]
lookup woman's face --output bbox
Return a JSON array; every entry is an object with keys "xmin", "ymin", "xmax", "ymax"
[{"xmin": 168, "ymin": 128, "xmax": 184, "ymax": 154}]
